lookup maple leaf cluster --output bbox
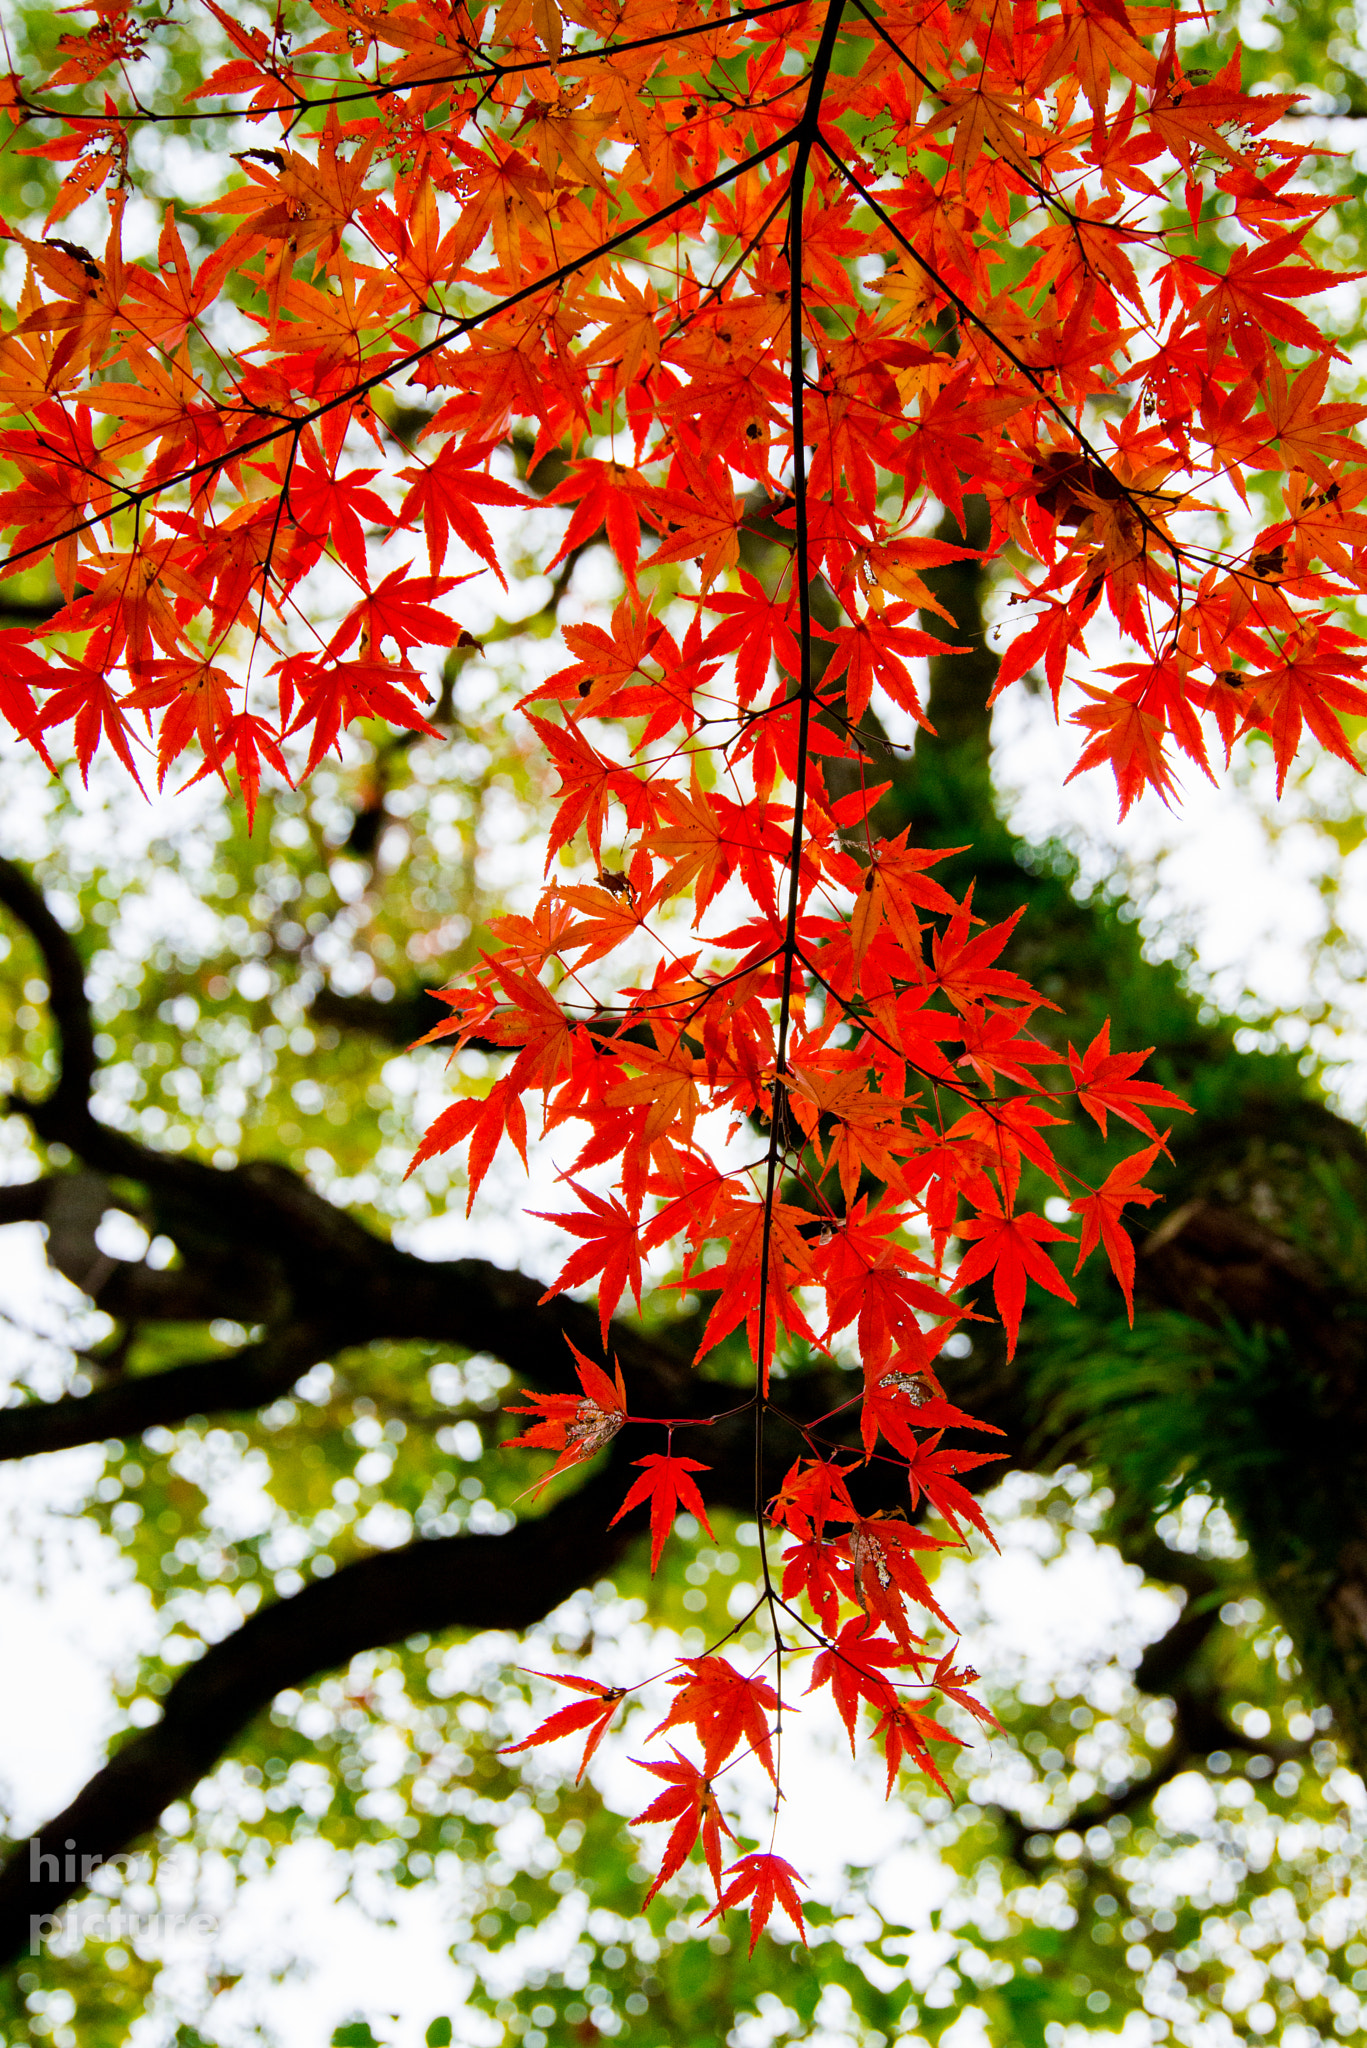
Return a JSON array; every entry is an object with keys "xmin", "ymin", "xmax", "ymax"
[{"xmin": 1, "ymin": 0, "xmax": 1359, "ymax": 1947}]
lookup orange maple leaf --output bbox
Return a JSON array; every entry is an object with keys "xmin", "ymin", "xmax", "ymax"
[
  {"xmin": 1070, "ymin": 1133, "xmax": 1166, "ymax": 1321},
  {"xmin": 652, "ymin": 1657, "xmax": 779, "ymax": 1783}
]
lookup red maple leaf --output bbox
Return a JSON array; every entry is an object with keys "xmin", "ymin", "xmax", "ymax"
[
  {"xmin": 861, "ymin": 1361, "xmax": 1005, "ymax": 1460},
  {"xmin": 779, "ymin": 1532, "xmax": 847, "ymax": 1635},
  {"xmin": 952, "ymin": 1202, "xmax": 1076, "ymax": 1359},
  {"xmin": 931, "ymin": 1646, "xmax": 1000, "ymax": 1730},
  {"xmin": 543, "ymin": 457, "xmax": 647, "ymax": 588},
  {"xmin": 651, "ymin": 1657, "xmax": 779, "ymax": 1783},
  {"xmin": 395, "ymin": 436, "xmax": 526, "ymax": 584},
  {"xmin": 632, "ymin": 1746, "xmax": 734, "ymax": 1902},
  {"xmin": 697, "ymin": 571, "xmax": 801, "ymax": 707},
  {"xmin": 807, "ymin": 1617, "xmax": 911, "ymax": 1753},
  {"xmin": 609, "ymin": 1453, "xmax": 714, "ymax": 1572},
  {"xmin": 525, "ymin": 712, "xmax": 654, "ymax": 868},
  {"xmin": 406, "ymin": 1070, "xmax": 528, "ymax": 1207},
  {"xmin": 536, "ymin": 1180, "xmax": 646, "ymax": 1345},
  {"xmin": 767, "ymin": 1455, "xmax": 859, "ymax": 1538},
  {"xmin": 0, "ymin": 633, "xmax": 57, "ymax": 769},
  {"xmin": 928, "ymin": 892, "xmax": 1042, "ymax": 1012},
  {"xmin": 278, "ymin": 458, "xmax": 395, "ymax": 583},
  {"xmin": 702, "ymin": 1852, "xmax": 808, "ymax": 1953},
  {"xmin": 1189, "ymin": 226, "xmax": 1357, "ymax": 356},
  {"xmin": 1241, "ymin": 624, "xmax": 1367, "ymax": 796},
  {"xmin": 1066, "ymin": 679, "xmax": 1181, "ymax": 818},
  {"xmin": 841, "ymin": 1512, "xmax": 952, "ymax": 1645},
  {"xmin": 502, "ymin": 1340, "xmax": 627, "ymax": 1493},
  {"xmin": 326, "ymin": 566, "xmax": 468, "ymax": 659},
  {"xmin": 902, "ymin": 1433, "xmax": 1005, "ymax": 1549},
  {"xmin": 1070, "ymin": 1132, "xmax": 1166, "ymax": 1321},
  {"xmin": 815, "ymin": 602, "xmax": 962, "ymax": 724},
  {"xmin": 870, "ymin": 1697, "xmax": 963, "ymax": 1796},
  {"xmin": 32, "ymin": 654, "xmax": 144, "ymax": 787},
  {"xmin": 501, "ymin": 1671, "xmax": 624, "ymax": 1782},
  {"xmin": 282, "ymin": 654, "xmax": 441, "ymax": 777},
  {"xmin": 1069, "ymin": 1018, "xmax": 1191, "ymax": 1144},
  {"xmin": 184, "ymin": 709, "xmax": 292, "ymax": 830}
]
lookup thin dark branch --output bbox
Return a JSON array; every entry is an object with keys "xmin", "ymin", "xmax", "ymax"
[
  {"xmin": 0, "ymin": 857, "xmax": 96, "ymax": 1123},
  {"xmin": 11, "ymin": 0, "xmax": 804, "ymax": 129}
]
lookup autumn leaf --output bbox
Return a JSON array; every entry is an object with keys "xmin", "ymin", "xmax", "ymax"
[
  {"xmin": 870, "ymin": 1697, "xmax": 963, "ymax": 1797},
  {"xmin": 928, "ymin": 894, "xmax": 1042, "ymax": 1012},
  {"xmin": 1189, "ymin": 227, "xmax": 1355, "ymax": 356},
  {"xmin": 702, "ymin": 1852, "xmax": 808, "ymax": 1953},
  {"xmin": 395, "ymin": 437, "xmax": 526, "ymax": 584},
  {"xmin": 542, "ymin": 456, "xmax": 647, "ymax": 588},
  {"xmin": 952, "ymin": 1203, "xmax": 1076, "ymax": 1360},
  {"xmin": 842, "ymin": 1511, "xmax": 953, "ymax": 1644},
  {"xmin": 1065, "ymin": 679, "xmax": 1182, "ymax": 818},
  {"xmin": 1242, "ymin": 624, "xmax": 1367, "ymax": 796},
  {"xmin": 1070, "ymin": 1132, "xmax": 1167, "ymax": 1321},
  {"xmin": 122, "ymin": 656, "xmax": 236, "ymax": 783},
  {"xmin": 1069, "ymin": 1019, "xmax": 1191, "ymax": 1145},
  {"xmin": 278, "ymin": 459, "xmax": 395, "ymax": 584},
  {"xmin": 609, "ymin": 1453, "xmax": 715, "ymax": 1572},
  {"xmin": 930, "ymin": 1647, "xmax": 1000, "ymax": 1730},
  {"xmin": 902, "ymin": 1434, "xmax": 1005, "ymax": 1549},
  {"xmin": 525, "ymin": 712, "xmax": 653, "ymax": 868},
  {"xmin": 326, "ymin": 566, "xmax": 468, "ymax": 660},
  {"xmin": 282, "ymin": 655, "xmax": 442, "ymax": 778},
  {"xmin": 652, "ymin": 1657, "xmax": 779, "ymax": 1783},
  {"xmin": 816, "ymin": 603, "xmax": 962, "ymax": 724},
  {"xmin": 697, "ymin": 571, "xmax": 801, "ymax": 707},
  {"xmin": 632, "ymin": 1747, "xmax": 734, "ymax": 1902},
  {"xmin": 768, "ymin": 1455, "xmax": 859, "ymax": 1539},
  {"xmin": 502, "ymin": 1338, "xmax": 627, "ymax": 1493},
  {"xmin": 32, "ymin": 655, "xmax": 144, "ymax": 788},
  {"xmin": 406, "ymin": 1070, "xmax": 528, "ymax": 1205},
  {"xmin": 501, "ymin": 1671, "xmax": 624, "ymax": 1781},
  {"xmin": 536, "ymin": 1180, "xmax": 646, "ymax": 1344},
  {"xmin": 643, "ymin": 434, "xmax": 745, "ymax": 588},
  {"xmin": 807, "ymin": 1617, "xmax": 909, "ymax": 1753},
  {"xmin": 0, "ymin": 631, "xmax": 55, "ymax": 769}
]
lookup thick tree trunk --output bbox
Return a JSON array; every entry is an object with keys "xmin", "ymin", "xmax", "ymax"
[{"xmin": 911, "ymin": 510, "xmax": 1367, "ymax": 1777}]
